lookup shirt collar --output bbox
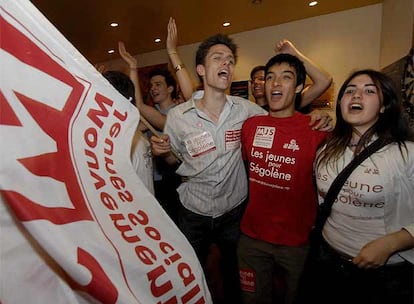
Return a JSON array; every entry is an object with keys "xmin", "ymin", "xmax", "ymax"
[
  {"xmin": 154, "ymin": 102, "xmax": 176, "ymax": 113},
  {"xmin": 180, "ymin": 90, "xmax": 238, "ymax": 114}
]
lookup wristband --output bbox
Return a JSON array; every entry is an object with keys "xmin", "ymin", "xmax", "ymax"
[{"xmin": 175, "ymin": 64, "xmax": 185, "ymax": 72}]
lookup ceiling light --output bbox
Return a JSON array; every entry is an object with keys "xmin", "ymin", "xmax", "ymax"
[
  {"xmin": 223, "ymin": 22, "xmax": 231, "ymax": 27},
  {"xmin": 154, "ymin": 38, "xmax": 161, "ymax": 43},
  {"xmin": 110, "ymin": 22, "xmax": 119, "ymax": 27},
  {"xmin": 309, "ymin": 1, "xmax": 318, "ymax": 6},
  {"xmin": 108, "ymin": 49, "xmax": 115, "ymax": 54}
]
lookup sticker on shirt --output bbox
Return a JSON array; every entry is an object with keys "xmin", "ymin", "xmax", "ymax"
[
  {"xmin": 239, "ymin": 269, "xmax": 256, "ymax": 292},
  {"xmin": 184, "ymin": 131, "xmax": 216, "ymax": 158},
  {"xmin": 225, "ymin": 129, "xmax": 241, "ymax": 150},
  {"xmin": 253, "ymin": 126, "xmax": 275, "ymax": 148},
  {"xmin": 283, "ymin": 139, "xmax": 300, "ymax": 151}
]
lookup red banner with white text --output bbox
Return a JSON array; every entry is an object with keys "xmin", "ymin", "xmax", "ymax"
[{"xmin": 0, "ymin": 1, "xmax": 211, "ymax": 303}]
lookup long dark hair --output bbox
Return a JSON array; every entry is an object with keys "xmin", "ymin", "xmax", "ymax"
[{"xmin": 316, "ymin": 69, "xmax": 413, "ymax": 168}]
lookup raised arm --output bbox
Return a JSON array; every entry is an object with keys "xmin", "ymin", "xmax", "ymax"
[
  {"xmin": 166, "ymin": 17, "xmax": 194, "ymax": 101},
  {"xmin": 275, "ymin": 39, "xmax": 332, "ymax": 108},
  {"xmin": 118, "ymin": 41, "xmax": 167, "ymax": 130}
]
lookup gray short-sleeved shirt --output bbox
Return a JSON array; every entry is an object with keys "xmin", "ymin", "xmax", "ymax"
[{"xmin": 164, "ymin": 91, "xmax": 266, "ymax": 217}]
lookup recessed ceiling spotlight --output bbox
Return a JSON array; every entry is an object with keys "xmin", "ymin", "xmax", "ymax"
[
  {"xmin": 223, "ymin": 22, "xmax": 231, "ymax": 27},
  {"xmin": 110, "ymin": 22, "xmax": 119, "ymax": 27},
  {"xmin": 108, "ymin": 49, "xmax": 115, "ymax": 54},
  {"xmin": 309, "ymin": 1, "xmax": 318, "ymax": 6},
  {"xmin": 154, "ymin": 38, "xmax": 161, "ymax": 43}
]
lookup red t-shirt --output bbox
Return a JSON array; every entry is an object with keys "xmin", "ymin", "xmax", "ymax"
[{"xmin": 241, "ymin": 112, "xmax": 328, "ymax": 246}]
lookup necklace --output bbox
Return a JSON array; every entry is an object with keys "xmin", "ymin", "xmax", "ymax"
[{"xmin": 349, "ymin": 129, "xmax": 362, "ymax": 148}]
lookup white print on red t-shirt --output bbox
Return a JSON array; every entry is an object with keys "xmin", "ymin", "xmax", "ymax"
[
  {"xmin": 239, "ymin": 269, "xmax": 256, "ymax": 292},
  {"xmin": 249, "ymin": 162, "xmax": 292, "ymax": 181},
  {"xmin": 283, "ymin": 139, "xmax": 300, "ymax": 151},
  {"xmin": 249, "ymin": 147, "xmax": 296, "ymax": 165},
  {"xmin": 225, "ymin": 129, "xmax": 241, "ymax": 150},
  {"xmin": 184, "ymin": 131, "xmax": 216, "ymax": 157},
  {"xmin": 253, "ymin": 126, "xmax": 275, "ymax": 148}
]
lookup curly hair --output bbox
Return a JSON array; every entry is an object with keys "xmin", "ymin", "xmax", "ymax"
[{"xmin": 195, "ymin": 33, "xmax": 238, "ymax": 67}]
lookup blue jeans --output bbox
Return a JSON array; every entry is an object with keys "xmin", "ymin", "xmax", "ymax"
[{"xmin": 178, "ymin": 202, "xmax": 245, "ymax": 304}]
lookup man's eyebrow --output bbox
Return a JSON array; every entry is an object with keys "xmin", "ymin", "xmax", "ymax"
[
  {"xmin": 282, "ymin": 70, "xmax": 295, "ymax": 75},
  {"xmin": 209, "ymin": 51, "xmax": 234, "ymax": 57},
  {"xmin": 345, "ymin": 83, "xmax": 376, "ymax": 87}
]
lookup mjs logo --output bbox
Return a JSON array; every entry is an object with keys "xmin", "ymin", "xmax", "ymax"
[{"xmin": 255, "ymin": 126, "xmax": 275, "ymax": 136}]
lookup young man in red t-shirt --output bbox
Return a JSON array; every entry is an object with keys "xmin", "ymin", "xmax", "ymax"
[{"xmin": 238, "ymin": 53, "xmax": 329, "ymax": 304}]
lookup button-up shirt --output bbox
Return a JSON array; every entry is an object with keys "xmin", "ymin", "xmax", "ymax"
[{"xmin": 164, "ymin": 91, "xmax": 266, "ymax": 217}]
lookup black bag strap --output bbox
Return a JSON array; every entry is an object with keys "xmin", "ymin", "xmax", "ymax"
[{"xmin": 314, "ymin": 138, "xmax": 389, "ymax": 233}]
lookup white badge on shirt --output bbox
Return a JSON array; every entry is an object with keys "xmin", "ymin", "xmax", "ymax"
[
  {"xmin": 184, "ymin": 131, "xmax": 216, "ymax": 157},
  {"xmin": 225, "ymin": 129, "xmax": 241, "ymax": 150},
  {"xmin": 253, "ymin": 126, "xmax": 275, "ymax": 148}
]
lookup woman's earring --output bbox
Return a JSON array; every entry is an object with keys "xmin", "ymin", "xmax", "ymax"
[{"xmin": 380, "ymin": 106, "xmax": 385, "ymax": 113}]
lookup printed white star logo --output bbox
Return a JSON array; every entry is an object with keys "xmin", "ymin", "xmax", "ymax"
[{"xmin": 283, "ymin": 139, "xmax": 300, "ymax": 151}]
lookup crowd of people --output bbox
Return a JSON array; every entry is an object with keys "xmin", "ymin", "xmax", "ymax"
[{"xmin": 102, "ymin": 17, "xmax": 414, "ymax": 304}]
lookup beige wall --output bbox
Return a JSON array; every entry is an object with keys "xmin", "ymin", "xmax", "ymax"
[
  {"xmin": 232, "ymin": 4, "xmax": 382, "ymax": 95},
  {"xmin": 101, "ymin": 4, "xmax": 383, "ymax": 100},
  {"xmin": 380, "ymin": 0, "xmax": 414, "ymax": 68}
]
